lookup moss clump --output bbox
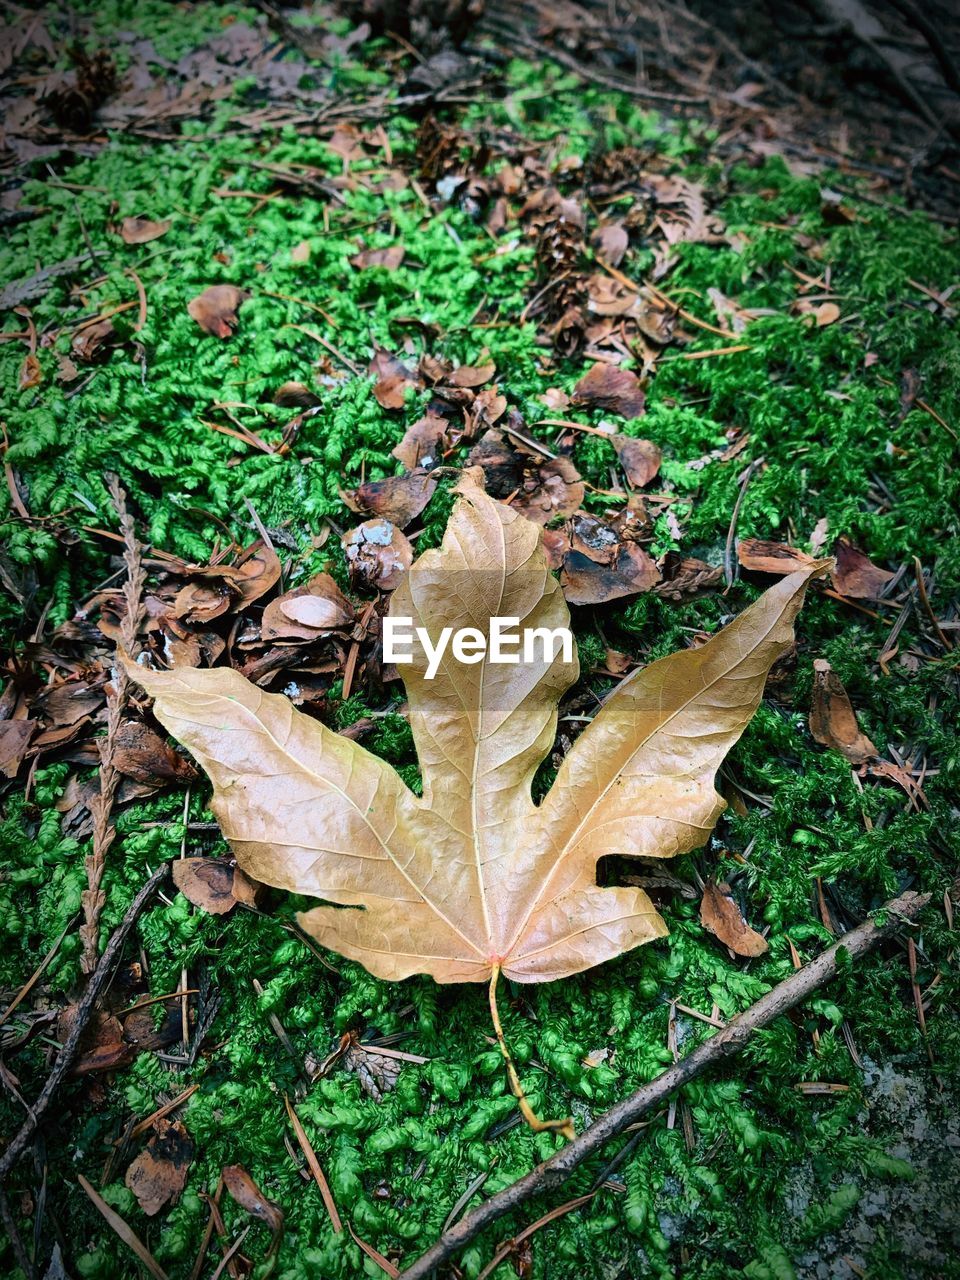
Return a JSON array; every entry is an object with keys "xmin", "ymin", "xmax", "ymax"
[{"xmin": 1, "ymin": 7, "xmax": 958, "ymax": 1280}]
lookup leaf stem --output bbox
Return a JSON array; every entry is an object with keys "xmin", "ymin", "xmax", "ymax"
[{"xmin": 488, "ymin": 965, "xmax": 575, "ymax": 1142}]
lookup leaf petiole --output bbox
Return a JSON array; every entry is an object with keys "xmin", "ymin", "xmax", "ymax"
[{"xmin": 488, "ymin": 965, "xmax": 575, "ymax": 1142}]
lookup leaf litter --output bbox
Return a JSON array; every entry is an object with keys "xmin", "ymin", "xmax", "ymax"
[{"xmin": 1, "ymin": 6, "xmax": 958, "ymax": 1277}]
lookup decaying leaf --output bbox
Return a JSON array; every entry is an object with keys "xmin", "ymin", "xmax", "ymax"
[
  {"xmin": 261, "ymin": 574, "xmax": 354, "ymax": 643},
  {"xmin": 119, "ymin": 216, "xmax": 171, "ymax": 245},
  {"xmin": 699, "ymin": 879, "xmax": 768, "ymax": 957},
  {"xmin": 831, "ymin": 539, "xmax": 895, "ymax": 599},
  {"xmin": 653, "ymin": 554, "xmax": 723, "ymax": 601},
  {"xmin": 125, "ymin": 1119, "xmax": 193, "ymax": 1216},
  {"xmin": 72, "ymin": 318, "xmax": 118, "ymax": 363},
  {"xmin": 350, "ymin": 245, "xmax": 404, "ymax": 270},
  {"xmin": 571, "ymin": 362, "xmax": 646, "ymax": 418},
  {"xmin": 19, "ymin": 352, "xmax": 42, "ymax": 390},
  {"xmin": 221, "ymin": 1165, "xmax": 283, "ymax": 1256},
  {"xmin": 172, "ymin": 857, "xmax": 260, "ymax": 914},
  {"xmin": 737, "ymin": 539, "xmax": 819, "ymax": 576},
  {"xmin": 0, "ymin": 719, "xmax": 36, "ymax": 778},
  {"xmin": 391, "ymin": 414, "xmax": 449, "ymax": 470},
  {"xmin": 113, "ymin": 720, "xmax": 198, "ymax": 787},
  {"xmin": 548, "ymin": 511, "xmax": 660, "ymax": 606},
  {"xmin": 467, "ymin": 429, "xmax": 584, "ymax": 525},
  {"xmin": 809, "ymin": 658, "xmax": 877, "ymax": 763},
  {"xmin": 187, "ymin": 285, "xmax": 247, "ymax": 338},
  {"xmin": 129, "ymin": 484, "xmax": 825, "ymax": 985},
  {"xmin": 559, "ymin": 548, "xmax": 656, "ymax": 606},
  {"xmin": 341, "ymin": 472, "xmax": 437, "ymax": 529},
  {"xmin": 273, "ymin": 381, "xmax": 321, "ymax": 408},
  {"xmin": 61, "ymin": 1009, "xmax": 133, "ymax": 1076},
  {"xmin": 612, "ymin": 435, "xmax": 662, "ymax": 488},
  {"xmin": 342, "ymin": 519, "xmax": 412, "ymax": 591}
]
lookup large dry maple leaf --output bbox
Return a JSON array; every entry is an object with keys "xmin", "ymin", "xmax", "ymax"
[{"xmin": 130, "ymin": 484, "xmax": 823, "ymax": 986}]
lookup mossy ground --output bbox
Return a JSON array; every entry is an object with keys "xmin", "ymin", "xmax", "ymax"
[{"xmin": 1, "ymin": 5, "xmax": 959, "ymax": 1278}]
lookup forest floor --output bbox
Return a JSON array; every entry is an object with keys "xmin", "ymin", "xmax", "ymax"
[{"xmin": 0, "ymin": 3, "xmax": 958, "ymax": 1279}]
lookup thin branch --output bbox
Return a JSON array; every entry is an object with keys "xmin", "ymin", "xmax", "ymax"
[
  {"xmin": 0, "ymin": 862, "xmax": 169, "ymax": 1182},
  {"xmin": 80, "ymin": 475, "xmax": 146, "ymax": 973},
  {"xmin": 398, "ymin": 888, "xmax": 931, "ymax": 1280}
]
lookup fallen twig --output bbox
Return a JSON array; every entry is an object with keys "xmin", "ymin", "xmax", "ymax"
[
  {"xmin": 397, "ymin": 887, "xmax": 931, "ymax": 1280},
  {"xmin": 80, "ymin": 475, "xmax": 146, "ymax": 972},
  {"xmin": 0, "ymin": 862, "xmax": 170, "ymax": 1182}
]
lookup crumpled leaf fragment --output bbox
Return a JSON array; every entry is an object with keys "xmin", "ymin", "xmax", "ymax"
[
  {"xmin": 119, "ymin": 216, "xmax": 171, "ymax": 245},
  {"xmin": 341, "ymin": 471, "xmax": 437, "ymax": 529},
  {"xmin": 128, "ymin": 484, "xmax": 826, "ymax": 985},
  {"xmin": 124, "ymin": 1119, "xmax": 193, "ymax": 1216},
  {"xmin": 261, "ymin": 574, "xmax": 354, "ymax": 643},
  {"xmin": 571, "ymin": 362, "xmax": 646, "ymax": 417},
  {"xmin": 342, "ymin": 519, "xmax": 412, "ymax": 591},
  {"xmin": 172, "ymin": 857, "xmax": 260, "ymax": 914},
  {"xmin": 809, "ymin": 658, "xmax": 878, "ymax": 763},
  {"xmin": 391, "ymin": 414, "xmax": 449, "ymax": 470},
  {"xmin": 467, "ymin": 429, "xmax": 583, "ymax": 525},
  {"xmin": 700, "ymin": 879, "xmax": 768, "ymax": 957},
  {"xmin": 737, "ymin": 539, "xmax": 819, "ymax": 576},
  {"xmin": 187, "ymin": 285, "xmax": 247, "ymax": 338},
  {"xmin": 557, "ymin": 513, "xmax": 660, "ymax": 605},
  {"xmin": 831, "ymin": 539, "xmax": 895, "ymax": 599},
  {"xmin": 612, "ymin": 435, "xmax": 661, "ymax": 488}
]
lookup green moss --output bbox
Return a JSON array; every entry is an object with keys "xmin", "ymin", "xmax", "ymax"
[{"xmin": 1, "ymin": 8, "xmax": 958, "ymax": 1280}]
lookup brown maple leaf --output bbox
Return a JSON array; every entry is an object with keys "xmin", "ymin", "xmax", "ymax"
[{"xmin": 128, "ymin": 483, "xmax": 824, "ymax": 989}]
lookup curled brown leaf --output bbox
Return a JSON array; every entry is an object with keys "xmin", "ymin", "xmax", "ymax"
[
  {"xmin": 809, "ymin": 658, "xmax": 878, "ymax": 764},
  {"xmin": 187, "ymin": 285, "xmax": 247, "ymax": 338}
]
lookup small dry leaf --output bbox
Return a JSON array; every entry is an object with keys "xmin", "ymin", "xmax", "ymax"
[
  {"xmin": 591, "ymin": 222, "xmax": 629, "ymax": 266},
  {"xmin": 467, "ymin": 430, "xmax": 584, "ymax": 525},
  {"xmin": 654, "ymin": 554, "xmax": 723, "ymax": 601},
  {"xmin": 809, "ymin": 658, "xmax": 877, "ymax": 763},
  {"xmin": 231, "ymin": 546, "xmax": 282, "ymax": 609},
  {"xmin": 831, "ymin": 539, "xmax": 895, "ymax": 599},
  {"xmin": 342, "ymin": 519, "xmax": 413, "ymax": 591},
  {"xmin": 171, "ymin": 581, "xmax": 232, "ymax": 625},
  {"xmin": 342, "ymin": 472, "xmax": 437, "ymax": 529},
  {"xmin": 62, "ymin": 1010, "xmax": 133, "ymax": 1076},
  {"xmin": 613, "ymin": 436, "xmax": 661, "ymax": 488},
  {"xmin": 351, "ymin": 245, "xmax": 405, "ymax": 270},
  {"xmin": 447, "ymin": 362, "xmax": 496, "ymax": 388},
  {"xmin": 737, "ymin": 539, "xmax": 819, "ymax": 576},
  {"xmin": 699, "ymin": 879, "xmax": 768, "ymax": 956},
  {"xmin": 124, "ymin": 1120, "xmax": 193, "ymax": 1216},
  {"xmin": 187, "ymin": 285, "xmax": 247, "ymax": 338},
  {"xmin": 291, "ymin": 240, "xmax": 311, "ymax": 263},
  {"xmin": 391, "ymin": 414, "xmax": 449, "ymax": 470},
  {"xmin": 18, "ymin": 352, "xmax": 42, "ymax": 390},
  {"xmin": 130, "ymin": 484, "xmax": 825, "ymax": 984},
  {"xmin": 261, "ymin": 574, "xmax": 353, "ymax": 642},
  {"xmin": 571, "ymin": 363, "xmax": 646, "ymax": 418},
  {"xmin": 120, "ymin": 216, "xmax": 171, "ymax": 245},
  {"xmin": 815, "ymin": 302, "xmax": 841, "ymax": 326},
  {"xmin": 561, "ymin": 542, "xmax": 660, "ymax": 605},
  {"xmin": 172, "ymin": 857, "xmax": 260, "ymax": 914},
  {"xmin": 72, "ymin": 318, "xmax": 118, "ymax": 363},
  {"xmin": 113, "ymin": 721, "xmax": 198, "ymax": 787},
  {"xmin": 273, "ymin": 381, "xmax": 320, "ymax": 408},
  {"xmin": 0, "ymin": 720, "xmax": 36, "ymax": 778},
  {"xmin": 541, "ymin": 387, "xmax": 570, "ymax": 411},
  {"xmin": 373, "ymin": 374, "xmax": 414, "ymax": 410}
]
